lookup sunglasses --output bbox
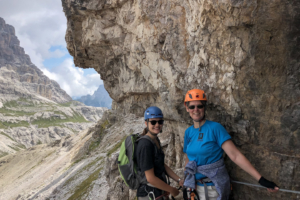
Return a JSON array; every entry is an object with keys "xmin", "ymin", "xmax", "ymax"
[
  {"xmin": 188, "ymin": 105, "xmax": 204, "ymax": 110},
  {"xmin": 149, "ymin": 120, "xmax": 164, "ymax": 125}
]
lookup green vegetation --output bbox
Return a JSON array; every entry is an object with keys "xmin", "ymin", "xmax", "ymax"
[
  {"xmin": 101, "ymin": 120, "xmax": 109, "ymax": 129},
  {"xmin": 0, "ymin": 121, "xmax": 30, "ymax": 129},
  {"xmin": 0, "ymin": 132, "xmax": 26, "ymax": 150},
  {"xmin": 81, "ymin": 157, "xmax": 103, "ymax": 172},
  {"xmin": 0, "ymin": 99, "xmax": 90, "ymax": 129},
  {"xmin": 0, "ymin": 107, "xmax": 35, "ymax": 116},
  {"xmin": 67, "ymin": 167, "xmax": 103, "ymax": 200},
  {"xmin": 0, "ymin": 123, "xmax": 6, "ymax": 129},
  {"xmin": 59, "ymin": 101, "xmax": 73, "ymax": 107},
  {"xmin": 0, "ymin": 99, "xmax": 72, "ymax": 117},
  {"xmin": 8, "ymin": 145, "xmax": 21, "ymax": 152},
  {"xmin": 5, "ymin": 98, "xmax": 34, "ymax": 107},
  {"xmin": 34, "ymin": 102, "xmax": 57, "ymax": 112},
  {"xmin": 31, "ymin": 112, "xmax": 88, "ymax": 128},
  {"xmin": 37, "ymin": 140, "xmax": 42, "ymax": 145},
  {"xmin": 0, "ymin": 150, "xmax": 8, "ymax": 158},
  {"xmin": 68, "ymin": 158, "xmax": 84, "ymax": 170},
  {"xmin": 106, "ymin": 135, "xmax": 127, "ymax": 157},
  {"xmin": 63, "ymin": 157, "xmax": 103, "ymax": 188},
  {"xmin": 0, "ymin": 98, "xmax": 36, "ymax": 116},
  {"xmin": 15, "ymin": 143, "xmax": 26, "ymax": 149},
  {"xmin": 87, "ymin": 140, "xmax": 101, "ymax": 154},
  {"xmin": 0, "ymin": 132, "xmax": 14, "ymax": 141}
]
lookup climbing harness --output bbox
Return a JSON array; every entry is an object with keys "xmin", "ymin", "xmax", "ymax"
[
  {"xmin": 144, "ymin": 176, "xmax": 179, "ymax": 200},
  {"xmin": 231, "ymin": 180, "xmax": 300, "ymax": 195},
  {"xmin": 147, "ymin": 191, "xmax": 155, "ymax": 200},
  {"xmin": 197, "ymin": 177, "xmax": 213, "ymax": 200},
  {"xmin": 146, "ymin": 190, "xmax": 177, "ymax": 200},
  {"xmin": 154, "ymin": 192, "xmax": 176, "ymax": 200},
  {"xmin": 183, "ymin": 187, "xmax": 200, "ymax": 200}
]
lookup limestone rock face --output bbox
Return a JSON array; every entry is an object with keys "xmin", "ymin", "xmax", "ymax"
[
  {"xmin": 63, "ymin": 0, "xmax": 300, "ymax": 199},
  {"xmin": 0, "ymin": 17, "xmax": 71, "ymax": 103},
  {"xmin": 0, "ymin": 99, "xmax": 107, "ymax": 155}
]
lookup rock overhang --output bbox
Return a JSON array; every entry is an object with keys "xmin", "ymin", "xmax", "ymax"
[{"xmin": 62, "ymin": 1, "xmax": 300, "ymax": 197}]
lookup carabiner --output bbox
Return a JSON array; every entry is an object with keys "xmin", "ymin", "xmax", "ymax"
[{"xmin": 148, "ymin": 191, "xmax": 155, "ymax": 200}]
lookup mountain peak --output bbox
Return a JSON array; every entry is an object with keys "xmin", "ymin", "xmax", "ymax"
[
  {"xmin": 76, "ymin": 84, "xmax": 112, "ymax": 108},
  {"xmin": 0, "ymin": 17, "xmax": 72, "ymax": 103}
]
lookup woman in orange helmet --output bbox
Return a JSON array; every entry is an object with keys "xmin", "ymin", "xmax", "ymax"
[{"xmin": 182, "ymin": 89, "xmax": 279, "ymax": 200}]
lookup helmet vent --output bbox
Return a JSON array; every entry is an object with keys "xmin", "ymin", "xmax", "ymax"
[{"xmin": 144, "ymin": 106, "xmax": 164, "ymax": 120}]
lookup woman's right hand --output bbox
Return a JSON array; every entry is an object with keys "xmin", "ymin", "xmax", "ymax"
[
  {"xmin": 179, "ymin": 179, "xmax": 184, "ymax": 187},
  {"xmin": 170, "ymin": 187, "xmax": 179, "ymax": 197}
]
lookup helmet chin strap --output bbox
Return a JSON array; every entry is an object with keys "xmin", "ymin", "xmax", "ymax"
[
  {"xmin": 194, "ymin": 114, "xmax": 205, "ymax": 132},
  {"xmin": 193, "ymin": 118, "xmax": 204, "ymax": 123},
  {"xmin": 193, "ymin": 114, "xmax": 205, "ymax": 123},
  {"xmin": 148, "ymin": 130, "xmax": 158, "ymax": 137}
]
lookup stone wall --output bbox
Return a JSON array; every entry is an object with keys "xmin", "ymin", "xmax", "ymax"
[{"xmin": 62, "ymin": 0, "xmax": 300, "ymax": 199}]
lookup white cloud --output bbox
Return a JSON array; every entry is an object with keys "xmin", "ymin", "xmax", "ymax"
[
  {"xmin": 42, "ymin": 59, "xmax": 103, "ymax": 97},
  {"xmin": 0, "ymin": 0, "xmax": 103, "ymax": 97},
  {"xmin": 48, "ymin": 49, "xmax": 68, "ymax": 59},
  {"xmin": 0, "ymin": 0, "xmax": 67, "ymax": 67}
]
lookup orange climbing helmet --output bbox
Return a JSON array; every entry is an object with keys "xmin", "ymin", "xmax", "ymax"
[{"xmin": 184, "ymin": 89, "xmax": 207, "ymax": 105}]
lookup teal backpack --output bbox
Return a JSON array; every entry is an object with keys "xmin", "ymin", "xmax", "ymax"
[{"xmin": 118, "ymin": 133, "xmax": 154, "ymax": 189}]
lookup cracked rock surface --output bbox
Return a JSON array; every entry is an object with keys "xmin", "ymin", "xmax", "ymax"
[
  {"xmin": 0, "ymin": 17, "xmax": 71, "ymax": 104},
  {"xmin": 63, "ymin": 0, "xmax": 300, "ymax": 199}
]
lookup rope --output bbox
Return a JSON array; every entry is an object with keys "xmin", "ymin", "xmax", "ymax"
[{"xmin": 231, "ymin": 180, "xmax": 300, "ymax": 195}]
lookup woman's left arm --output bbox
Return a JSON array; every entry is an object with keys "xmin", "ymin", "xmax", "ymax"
[
  {"xmin": 222, "ymin": 140, "xmax": 279, "ymax": 192},
  {"xmin": 164, "ymin": 164, "xmax": 184, "ymax": 186},
  {"xmin": 222, "ymin": 140, "xmax": 261, "ymax": 180}
]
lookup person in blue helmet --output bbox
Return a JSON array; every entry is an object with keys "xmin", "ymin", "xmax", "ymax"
[{"xmin": 135, "ymin": 106, "xmax": 184, "ymax": 200}]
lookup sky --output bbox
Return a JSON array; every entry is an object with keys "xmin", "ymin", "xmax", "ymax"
[{"xmin": 0, "ymin": 0, "xmax": 103, "ymax": 98}]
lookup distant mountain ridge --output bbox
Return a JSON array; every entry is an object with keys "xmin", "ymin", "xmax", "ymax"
[
  {"xmin": 0, "ymin": 17, "xmax": 107, "ymax": 156},
  {"xmin": 0, "ymin": 17, "xmax": 71, "ymax": 103},
  {"xmin": 76, "ymin": 84, "xmax": 112, "ymax": 108}
]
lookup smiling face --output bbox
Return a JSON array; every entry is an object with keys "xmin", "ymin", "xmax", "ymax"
[
  {"xmin": 185, "ymin": 100, "xmax": 205, "ymax": 121},
  {"xmin": 145, "ymin": 117, "xmax": 163, "ymax": 134}
]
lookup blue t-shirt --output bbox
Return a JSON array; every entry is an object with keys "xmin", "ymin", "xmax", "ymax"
[{"xmin": 183, "ymin": 120, "xmax": 231, "ymax": 186}]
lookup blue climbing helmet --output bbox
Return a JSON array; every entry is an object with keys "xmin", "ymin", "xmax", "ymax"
[{"xmin": 144, "ymin": 106, "xmax": 163, "ymax": 121}]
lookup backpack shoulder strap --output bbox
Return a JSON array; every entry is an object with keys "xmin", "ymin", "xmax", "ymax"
[
  {"xmin": 137, "ymin": 135, "xmax": 154, "ymax": 144},
  {"xmin": 137, "ymin": 135, "xmax": 159, "ymax": 155}
]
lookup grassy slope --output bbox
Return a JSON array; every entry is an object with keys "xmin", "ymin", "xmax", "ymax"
[
  {"xmin": 61, "ymin": 117, "xmax": 113, "ymax": 200},
  {"xmin": 0, "ymin": 99, "xmax": 88, "ymax": 129},
  {"xmin": 0, "ymin": 110, "xmax": 139, "ymax": 200}
]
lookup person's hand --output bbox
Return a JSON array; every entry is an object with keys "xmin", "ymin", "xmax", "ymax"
[
  {"xmin": 258, "ymin": 176, "xmax": 279, "ymax": 192},
  {"xmin": 267, "ymin": 187, "xmax": 279, "ymax": 193},
  {"xmin": 179, "ymin": 179, "xmax": 184, "ymax": 187},
  {"xmin": 170, "ymin": 187, "xmax": 179, "ymax": 197}
]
